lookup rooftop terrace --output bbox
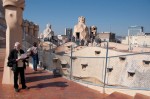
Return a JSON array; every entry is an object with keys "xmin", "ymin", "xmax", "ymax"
[
  {"xmin": 0, "ymin": 48, "xmax": 104, "ymax": 99},
  {"xmin": 0, "ymin": 48, "xmax": 150, "ymax": 99}
]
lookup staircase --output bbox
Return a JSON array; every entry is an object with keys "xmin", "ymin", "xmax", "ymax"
[{"xmin": 104, "ymin": 92, "xmax": 150, "ymax": 99}]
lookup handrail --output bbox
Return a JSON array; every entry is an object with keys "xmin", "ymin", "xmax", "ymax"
[{"xmin": 55, "ymin": 51, "xmax": 150, "ymax": 59}]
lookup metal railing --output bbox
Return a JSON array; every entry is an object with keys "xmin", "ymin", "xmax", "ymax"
[{"xmin": 49, "ymin": 42, "xmax": 150, "ymax": 92}]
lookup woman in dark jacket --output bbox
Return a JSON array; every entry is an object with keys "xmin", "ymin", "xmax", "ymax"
[{"xmin": 8, "ymin": 42, "xmax": 29, "ymax": 92}]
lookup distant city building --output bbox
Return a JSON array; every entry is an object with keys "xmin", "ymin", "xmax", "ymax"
[
  {"xmin": 122, "ymin": 32, "xmax": 150, "ymax": 47},
  {"xmin": 128, "ymin": 26, "xmax": 144, "ymax": 36},
  {"xmin": 96, "ymin": 32, "xmax": 116, "ymax": 42},
  {"xmin": 58, "ymin": 35, "xmax": 67, "ymax": 38},
  {"xmin": 122, "ymin": 26, "xmax": 150, "ymax": 47},
  {"xmin": 57, "ymin": 35, "xmax": 68, "ymax": 44},
  {"xmin": 65, "ymin": 28, "xmax": 72, "ymax": 41}
]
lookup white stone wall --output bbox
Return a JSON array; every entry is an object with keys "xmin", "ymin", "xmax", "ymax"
[
  {"xmin": 121, "ymin": 35, "xmax": 150, "ymax": 47},
  {"xmin": 54, "ymin": 46, "xmax": 150, "ymax": 89}
]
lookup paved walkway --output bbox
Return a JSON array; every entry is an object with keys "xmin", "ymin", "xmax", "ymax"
[{"xmin": 0, "ymin": 48, "xmax": 104, "ymax": 99}]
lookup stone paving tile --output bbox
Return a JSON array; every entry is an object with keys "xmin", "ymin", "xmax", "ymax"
[{"xmin": 0, "ymin": 48, "xmax": 104, "ymax": 99}]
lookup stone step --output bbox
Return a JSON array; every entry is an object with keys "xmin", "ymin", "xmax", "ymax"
[
  {"xmin": 134, "ymin": 93, "xmax": 150, "ymax": 99},
  {"xmin": 105, "ymin": 92, "xmax": 133, "ymax": 99}
]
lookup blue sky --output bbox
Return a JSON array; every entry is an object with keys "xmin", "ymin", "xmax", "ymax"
[{"xmin": 24, "ymin": 0, "xmax": 150, "ymax": 36}]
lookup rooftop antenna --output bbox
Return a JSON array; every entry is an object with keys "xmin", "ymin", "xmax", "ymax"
[{"xmin": 110, "ymin": 24, "xmax": 111, "ymax": 33}]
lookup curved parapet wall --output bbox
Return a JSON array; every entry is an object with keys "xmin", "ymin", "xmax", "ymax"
[{"xmin": 53, "ymin": 45, "xmax": 150, "ymax": 90}]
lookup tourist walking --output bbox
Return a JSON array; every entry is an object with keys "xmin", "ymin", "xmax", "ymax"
[{"xmin": 31, "ymin": 42, "xmax": 39, "ymax": 71}]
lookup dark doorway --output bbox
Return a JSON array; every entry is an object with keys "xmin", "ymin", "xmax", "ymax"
[
  {"xmin": 76, "ymin": 32, "xmax": 80, "ymax": 39},
  {"xmin": 90, "ymin": 32, "xmax": 94, "ymax": 38}
]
